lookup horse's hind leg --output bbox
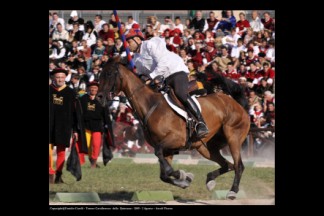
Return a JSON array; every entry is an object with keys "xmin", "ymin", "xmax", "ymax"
[
  {"xmin": 206, "ymin": 149, "xmax": 234, "ymax": 191},
  {"xmin": 223, "ymin": 125, "xmax": 247, "ymax": 200},
  {"xmin": 196, "ymin": 144, "xmax": 234, "ymax": 191}
]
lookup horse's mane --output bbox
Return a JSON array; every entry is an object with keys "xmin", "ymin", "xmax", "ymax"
[{"xmin": 204, "ymin": 66, "xmax": 249, "ymax": 113}]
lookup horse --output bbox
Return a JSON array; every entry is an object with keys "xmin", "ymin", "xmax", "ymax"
[{"xmin": 97, "ymin": 59, "xmax": 250, "ymax": 200}]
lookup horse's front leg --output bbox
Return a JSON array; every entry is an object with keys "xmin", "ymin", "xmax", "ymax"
[{"xmin": 154, "ymin": 145, "xmax": 193, "ymax": 189}]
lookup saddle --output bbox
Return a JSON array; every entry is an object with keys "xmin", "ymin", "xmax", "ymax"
[{"xmin": 164, "ymin": 84, "xmax": 206, "ymax": 150}]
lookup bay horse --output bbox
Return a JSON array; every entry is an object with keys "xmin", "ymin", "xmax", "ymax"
[{"xmin": 98, "ymin": 59, "xmax": 250, "ymax": 199}]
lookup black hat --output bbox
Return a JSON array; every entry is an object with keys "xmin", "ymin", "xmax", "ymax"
[
  {"xmin": 87, "ymin": 81, "xmax": 99, "ymax": 87},
  {"xmin": 50, "ymin": 68, "xmax": 68, "ymax": 76}
]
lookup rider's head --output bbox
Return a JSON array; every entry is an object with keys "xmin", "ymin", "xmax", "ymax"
[{"xmin": 126, "ymin": 28, "xmax": 144, "ymax": 53}]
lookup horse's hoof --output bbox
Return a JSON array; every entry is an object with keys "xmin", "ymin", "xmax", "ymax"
[
  {"xmin": 173, "ymin": 179, "xmax": 190, "ymax": 189},
  {"xmin": 185, "ymin": 172, "xmax": 194, "ymax": 182},
  {"xmin": 226, "ymin": 191, "xmax": 237, "ymax": 200},
  {"xmin": 179, "ymin": 170, "xmax": 187, "ymax": 181},
  {"xmin": 206, "ymin": 180, "xmax": 216, "ymax": 191}
]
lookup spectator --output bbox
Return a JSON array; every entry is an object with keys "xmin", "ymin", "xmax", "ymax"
[
  {"xmin": 171, "ymin": 16, "xmax": 184, "ymax": 33},
  {"xmin": 264, "ymin": 102, "xmax": 275, "ymax": 125},
  {"xmin": 261, "ymin": 62, "xmax": 275, "ymax": 85},
  {"xmin": 231, "ymin": 38, "xmax": 246, "ymax": 66},
  {"xmin": 78, "ymin": 39, "xmax": 92, "ymax": 72},
  {"xmin": 94, "ymin": 14, "xmax": 106, "ymax": 33},
  {"xmin": 146, "ymin": 16, "xmax": 161, "ymax": 34},
  {"xmin": 82, "ymin": 22, "xmax": 97, "ymax": 48},
  {"xmin": 120, "ymin": 22, "xmax": 127, "ymax": 35},
  {"xmin": 68, "ymin": 23, "xmax": 84, "ymax": 43},
  {"xmin": 67, "ymin": 10, "xmax": 85, "ymax": 32},
  {"xmin": 88, "ymin": 65, "xmax": 101, "ymax": 82},
  {"xmin": 179, "ymin": 49, "xmax": 191, "ymax": 65},
  {"xmin": 204, "ymin": 30, "xmax": 215, "ymax": 43},
  {"xmin": 248, "ymin": 90, "xmax": 262, "ymax": 106},
  {"xmin": 249, "ymin": 10, "xmax": 264, "ymax": 32},
  {"xmin": 255, "ymin": 78, "xmax": 273, "ymax": 97},
  {"xmin": 92, "ymin": 39, "xmax": 106, "ymax": 60},
  {"xmin": 245, "ymin": 48, "xmax": 259, "ymax": 66},
  {"xmin": 222, "ymin": 27, "xmax": 241, "ymax": 49},
  {"xmin": 52, "ymin": 23, "xmax": 69, "ymax": 43},
  {"xmin": 49, "ymin": 68, "xmax": 78, "ymax": 184},
  {"xmin": 105, "ymin": 38, "xmax": 115, "ymax": 57},
  {"xmin": 184, "ymin": 18, "xmax": 192, "ymax": 31},
  {"xmin": 261, "ymin": 12, "xmax": 275, "ymax": 32},
  {"xmin": 217, "ymin": 10, "xmax": 236, "ymax": 33},
  {"xmin": 258, "ymin": 38, "xmax": 268, "ymax": 54},
  {"xmin": 108, "ymin": 13, "xmax": 118, "ymax": 33},
  {"xmin": 189, "ymin": 10, "xmax": 206, "ymax": 32},
  {"xmin": 263, "ymin": 90, "xmax": 275, "ymax": 112},
  {"xmin": 68, "ymin": 73, "xmax": 82, "ymax": 94},
  {"xmin": 113, "ymin": 38, "xmax": 125, "ymax": 55},
  {"xmin": 49, "ymin": 40, "xmax": 66, "ymax": 64},
  {"xmin": 52, "ymin": 12, "xmax": 65, "ymax": 30},
  {"xmin": 160, "ymin": 16, "xmax": 173, "ymax": 33},
  {"xmin": 226, "ymin": 61, "xmax": 240, "ymax": 83},
  {"xmin": 182, "ymin": 29, "xmax": 192, "ymax": 46},
  {"xmin": 207, "ymin": 11, "xmax": 219, "ymax": 32},
  {"xmin": 235, "ymin": 12, "xmax": 251, "ymax": 37},
  {"xmin": 243, "ymin": 28, "xmax": 254, "ymax": 46},
  {"xmin": 49, "ymin": 12, "xmax": 54, "ymax": 36},
  {"xmin": 249, "ymin": 102, "xmax": 264, "ymax": 128},
  {"xmin": 98, "ymin": 23, "xmax": 115, "ymax": 45},
  {"xmin": 49, "ymin": 61, "xmax": 56, "ymax": 72},
  {"xmin": 165, "ymin": 37, "xmax": 177, "ymax": 53},
  {"xmin": 215, "ymin": 46, "xmax": 232, "ymax": 72},
  {"xmin": 144, "ymin": 24, "xmax": 155, "ymax": 40},
  {"xmin": 126, "ymin": 16, "xmax": 138, "ymax": 31},
  {"xmin": 265, "ymin": 39, "xmax": 275, "ymax": 63},
  {"xmin": 203, "ymin": 42, "xmax": 217, "ymax": 64}
]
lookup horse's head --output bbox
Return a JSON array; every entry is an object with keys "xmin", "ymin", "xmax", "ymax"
[{"xmin": 97, "ymin": 58, "xmax": 122, "ymax": 107}]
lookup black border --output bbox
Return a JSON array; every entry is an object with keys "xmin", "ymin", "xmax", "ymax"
[{"xmin": 44, "ymin": 1, "xmax": 295, "ymax": 214}]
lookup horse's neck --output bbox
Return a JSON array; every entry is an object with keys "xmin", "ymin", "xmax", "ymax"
[{"xmin": 121, "ymin": 71, "xmax": 157, "ymax": 120}]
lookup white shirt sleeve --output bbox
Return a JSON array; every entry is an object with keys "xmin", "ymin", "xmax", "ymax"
[{"xmin": 145, "ymin": 38, "xmax": 171, "ymax": 79}]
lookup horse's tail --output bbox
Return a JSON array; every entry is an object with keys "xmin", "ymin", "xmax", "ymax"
[{"xmin": 204, "ymin": 67, "xmax": 249, "ymax": 113}]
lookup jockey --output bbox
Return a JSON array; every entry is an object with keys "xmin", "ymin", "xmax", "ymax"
[{"xmin": 125, "ymin": 29, "xmax": 209, "ymax": 138}]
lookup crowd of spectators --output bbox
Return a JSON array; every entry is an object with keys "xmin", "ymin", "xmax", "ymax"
[{"xmin": 49, "ymin": 10, "xmax": 275, "ymax": 155}]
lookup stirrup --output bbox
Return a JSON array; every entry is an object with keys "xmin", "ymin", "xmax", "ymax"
[
  {"xmin": 195, "ymin": 121, "xmax": 207, "ymax": 130},
  {"xmin": 195, "ymin": 122, "xmax": 209, "ymax": 138}
]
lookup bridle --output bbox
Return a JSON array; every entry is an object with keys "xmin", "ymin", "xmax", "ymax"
[{"xmin": 104, "ymin": 63, "xmax": 122, "ymax": 100}]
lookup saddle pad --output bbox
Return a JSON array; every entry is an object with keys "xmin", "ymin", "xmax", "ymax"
[{"xmin": 163, "ymin": 93, "xmax": 201, "ymax": 120}]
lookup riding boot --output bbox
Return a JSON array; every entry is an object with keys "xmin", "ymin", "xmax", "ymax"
[
  {"xmin": 183, "ymin": 96, "xmax": 209, "ymax": 138},
  {"xmin": 54, "ymin": 171, "xmax": 64, "ymax": 184}
]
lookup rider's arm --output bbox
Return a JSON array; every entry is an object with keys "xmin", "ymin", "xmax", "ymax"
[{"xmin": 144, "ymin": 37, "xmax": 170, "ymax": 80}]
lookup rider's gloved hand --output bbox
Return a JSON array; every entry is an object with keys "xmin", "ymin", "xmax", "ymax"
[{"xmin": 153, "ymin": 75, "xmax": 165, "ymax": 90}]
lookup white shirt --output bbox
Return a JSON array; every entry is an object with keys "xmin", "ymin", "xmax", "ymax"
[
  {"xmin": 231, "ymin": 45, "xmax": 246, "ymax": 58},
  {"xmin": 266, "ymin": 47, "xmax": 275, "ymax": 62},
  {"xmin": 126, "ymin": 20, "xmax": 138, "ymax": 30},
  {"xmin": 94, "ymin": 20, "xmax": 106, "ymax": 33},
  {"xmin": 133, "ymin": 37, "xmax": 189, "ymax": 79},
  {"xmin": 249, "ymin": 17, "xmax": 264, "ymax": 32}
]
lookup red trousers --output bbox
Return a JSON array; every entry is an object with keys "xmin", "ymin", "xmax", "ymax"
[
  {"xmin": 76, "ymin": 130, "xmax": 102, "ymax": 165},
  {"xmin": 49, "ymin": 144, "xmax": 66, "ymax": 174}
]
